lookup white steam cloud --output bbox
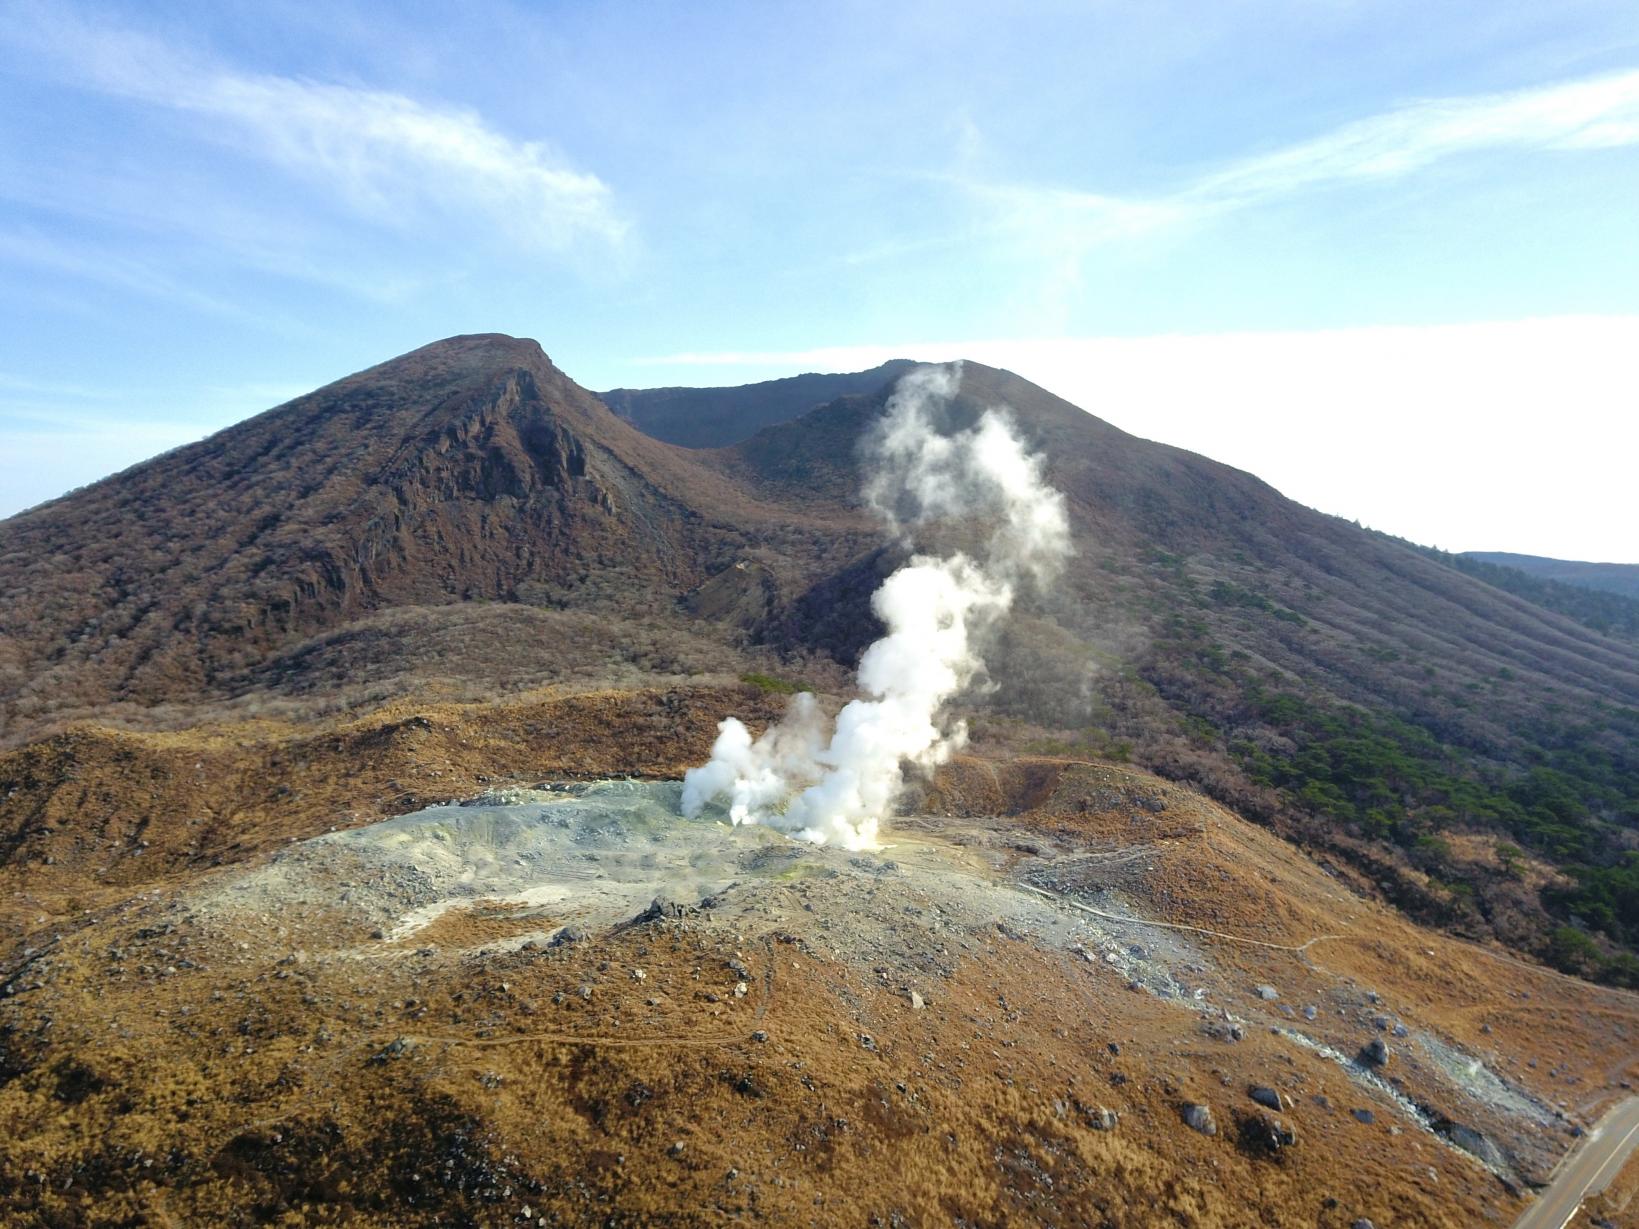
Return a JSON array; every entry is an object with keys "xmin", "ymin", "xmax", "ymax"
[{"xmin": 680, "ymin": 364, "xmax": 1070, "ymax": 849}]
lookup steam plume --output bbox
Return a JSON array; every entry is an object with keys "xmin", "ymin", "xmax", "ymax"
[{"xmin": 681, "ymin": 364, "xmax": 1070, "ymax": 849}]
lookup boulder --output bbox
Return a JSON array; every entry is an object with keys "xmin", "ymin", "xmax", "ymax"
[
  {"xmin": 1183, "ymin": 1103, "xmax": 1217, "ymax": 1136},
  {"xmin": 549, "ymin": 925, "xmax": 589, "ymax": 948},
  {"xmin": 1249, "ymin": 1086, "xmax": 1283, "ymax": 1111},
  {"xmin": 1236, "ymin": 1111, "xmax": 1297, "ymax": 1156},
  {"xmin": 1436, "ymin": 1120, "xmax": 1509, "ymax": 1171},
  {"xmin": 1083, "ymin": 1106, "xmax": 1119, "ymax": 1131}
]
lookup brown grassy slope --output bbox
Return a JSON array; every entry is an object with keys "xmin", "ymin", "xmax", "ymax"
[
  {"xmin": 0, "ymin": 683, "xmax": 783, "ymax": 924},
  {"xmin": 3, "ymin": 744, "xmax": 1637, "ymax": 1227}
]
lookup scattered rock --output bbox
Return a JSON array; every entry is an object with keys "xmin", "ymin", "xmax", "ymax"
[
  {"xmin": 1302, "ymin": 1005, "xmax": 1318, "ymax": 1021},
  {"xmin": 908, "ymin": 989, "xmax": 925, "ymax": 1010},
  {"xmin": 1082, "ymin": 1106, "xmax": 1119, "ymax": 1131},
  {"xmin": 668, "ymin": 1140, "xmax": 686, "ymax": 1158},
  {"xmin": 1352, "ymin": 1220, "xmax": 1375, "ymax": 1229},
  {"xmin": 634, "ymin": 896, "xmax": 690, "ymax": 925},
  {"xmin": 733, "ymin": 981, "xmax": 749, "ymax": 998},
  {"xmin": 1249, "ymin": 1086, "xmax": 1283, "ymax": 1111},
  {"xmin": 1255, "ymin": 985, "xmax": 1279, "ymax": 1001},
  {"xmin": 1435, "ymin": 1120, "xmax": 1509, "ymax": 1171},
  {"xmin": 1183, "ymin": 1103, "xmax": 1217, "ymax": 1136},
  {"xmin": 550, "ymin": 926, "xmax": 589, "ymax": 948},
  {"xmin": 1352, "ymin": 1109, "xmax": 1375, "ymax": 1125},
  {"xmin": 859, "ymin": 1033, "xmax": 877, "ymax": 1051},
  {"xmin": 1361, "ymin": 1038, "xmax": 1391, "ymax": 1067},
  {"xmin": 751, "ymin": 1030, "xmax": 768, "ymax": 1043},
  {"xmin": 369, "ymin": 1037, "xmax": 414, "ymax": 1064},
  {"xmin": 1236, "ymin": 1111, "xmax": 1296, "ymax": 1156}
]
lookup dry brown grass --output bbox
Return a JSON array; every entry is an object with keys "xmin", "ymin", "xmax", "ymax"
[{"xmin": 3, "ymin": 699, "xmax": 1638, "ymax": 1226}]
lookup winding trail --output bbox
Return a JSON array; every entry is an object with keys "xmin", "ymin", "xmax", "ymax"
[{"xmin": 1018, "ymin": 881, "xmax": 1346, "ymax": 954}]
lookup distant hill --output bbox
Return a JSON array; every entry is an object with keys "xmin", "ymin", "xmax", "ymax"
[
  {"xmin": 1464, "ymin": 551, "xmax": 1639, "ymax": 598},
  {"xmin": 1419, "ymin": 549, "xmax": 1639, "ymax": 641},
  {"xmin": 598, "ymin": 360, "xmax": 917, "ymax": 447},
  {"xmin": 2, "ymin": 336, "xmax": 1637, "ymax": 980}
]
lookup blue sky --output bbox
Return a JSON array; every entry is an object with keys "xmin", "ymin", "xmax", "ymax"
[{"xmin": 2, "ymin": 0, "xmax": 1637, "ymax": 558}]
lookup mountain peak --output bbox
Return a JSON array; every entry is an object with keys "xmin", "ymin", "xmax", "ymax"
[{"xmin": 357, "ymin": 332, "xmax": 556, "ymax": 385}]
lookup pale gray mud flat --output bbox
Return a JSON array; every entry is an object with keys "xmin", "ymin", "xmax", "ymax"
[{"xmin": 194, "ymin": 778, "xmax": 1570, "ymax": 1190}]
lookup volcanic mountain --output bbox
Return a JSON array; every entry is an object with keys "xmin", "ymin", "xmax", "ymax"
[
  {"xmin": 3, "ymin": 334, "xmax": 1636, "ymax": 967},
  {"xmin": 4, "ymin": 334, "xmax": 1639, "ymax": 1226}
]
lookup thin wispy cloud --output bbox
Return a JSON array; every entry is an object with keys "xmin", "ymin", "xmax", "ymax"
[
  {"xmin": 952, "ymin": 69, "xmax": 1639, "ymax": 317},
  {"xmin": 158, "ymin": 72, "xmax": 627, "ymax": 256},
  {"xmin": 1192, "ymin": 69, "xmax": 1639, "ymax": 207},
  {"xmin": 4, "ymin": 4, "xmax": 628, "ymax": 268}
]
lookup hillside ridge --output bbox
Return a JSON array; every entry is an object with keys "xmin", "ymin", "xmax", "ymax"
[{"xmin": 1, "ymin": 334, "xmax": 1636, "ymax": 985}]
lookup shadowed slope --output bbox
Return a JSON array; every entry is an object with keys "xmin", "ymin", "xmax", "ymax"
[{"xmin": 599, "ymin": 359, "xmax": 917, "ymax": 448}]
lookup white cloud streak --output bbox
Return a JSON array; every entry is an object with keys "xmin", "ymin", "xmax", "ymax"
[
  {"xmin": 6, "ymin": 5, "xmax": 627, "ymax": 259},
  {"xmin": 1191, "ymin": 69, "xmax": 1639, "ymax": 207},
  {"xmin": 951, "ymin": 69, "xmax": 1639, "ymax": 314}
]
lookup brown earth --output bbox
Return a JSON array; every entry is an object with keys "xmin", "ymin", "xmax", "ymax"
[{"xmin": 1, "ymin": 687, "xmax": 1636, "ymax": 1227}]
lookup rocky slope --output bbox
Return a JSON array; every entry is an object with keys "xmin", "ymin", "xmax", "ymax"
[
  {"xmin": 1, "ymin": 334, "xmax": 1635, "ymax": 972},
  {"xmin": 5, "ymin": 740, "xmax": 1636, "ymax": 1227}
]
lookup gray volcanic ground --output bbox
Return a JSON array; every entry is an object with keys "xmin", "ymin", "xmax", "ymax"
[{"xmin": 202, "ymin": 780, "xmax": 1568, "ymax": 1187}]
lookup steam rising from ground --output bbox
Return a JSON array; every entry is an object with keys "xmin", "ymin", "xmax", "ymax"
[{"xmin": 681, "ymin": 364, "xmax": 1070, "ymax": 849}]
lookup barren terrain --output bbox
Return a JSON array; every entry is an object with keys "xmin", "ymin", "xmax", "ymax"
[{"xmin": 3, "ymin": 689, "xmax": 1637, "ymax": 1226}]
